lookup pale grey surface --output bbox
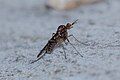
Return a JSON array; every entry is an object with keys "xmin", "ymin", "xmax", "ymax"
[{"xmin": 0, "ymin": 0, "xmax": 120, "ymax": 80}]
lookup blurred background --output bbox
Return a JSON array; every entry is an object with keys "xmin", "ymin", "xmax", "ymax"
[
  {"xmin": 0, "ymin": 0, "xmax": 106, "ymax": 49},
  {"xmin": 0, "ymin": 0, "xmax": 110, "ymax": 45},
  {"xmin": 0, "ymin": 0, "xmax": 120, "ymax": 80}
]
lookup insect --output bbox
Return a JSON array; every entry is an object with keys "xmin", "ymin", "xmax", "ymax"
[{"xmin": 31, "ymin": 19, "xmax": 84, "ymax": 63}]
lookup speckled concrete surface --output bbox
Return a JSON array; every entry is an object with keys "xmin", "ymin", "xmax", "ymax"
[{"xmin": 0, "ymin": 0, "xmax": 120, "ymax": 80}]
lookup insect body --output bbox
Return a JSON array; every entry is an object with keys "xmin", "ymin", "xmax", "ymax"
[
  {"xmin": 36, "ymin": 25, "xmax": 68, "ymax": 60},
  {"xmin": 31, "ymin": 19, "xmax": 83, "ymax": 63}
]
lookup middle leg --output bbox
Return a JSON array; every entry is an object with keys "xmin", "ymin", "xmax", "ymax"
[{"xmin": 61, "ymin": 44, "xmax": 67, "ymax": 59}]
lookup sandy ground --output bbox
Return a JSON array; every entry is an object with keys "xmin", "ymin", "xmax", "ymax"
[{"xmin": 0, "ymin": 0, "xmax": 120, "ymax": 80}]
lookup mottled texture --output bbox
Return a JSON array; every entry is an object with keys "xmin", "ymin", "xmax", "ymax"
[{"xmin": 0, "ymin": 0, "xmax": 120, "ymax": 80}]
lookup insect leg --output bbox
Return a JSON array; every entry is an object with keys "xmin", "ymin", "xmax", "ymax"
[
  {"xmin": 68, "ymin": 34, "xmax": 89, "ymax": 46},
  {"xmin": 61, "ymin": 44, "xmax": 67, "ymax": 59},
  {"xmin": 66, "ymin": 38, "xmax": 83, "ymax": 57}
]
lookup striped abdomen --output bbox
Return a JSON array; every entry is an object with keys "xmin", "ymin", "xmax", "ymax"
[{"xmin": 37, "ymin": 37, "xmax": 57, "ymax": 58}]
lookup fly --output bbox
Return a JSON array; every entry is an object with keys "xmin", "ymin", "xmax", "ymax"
[{"xmin": 31, "ymin": 19, "xmax": 84, "ymax": 63}]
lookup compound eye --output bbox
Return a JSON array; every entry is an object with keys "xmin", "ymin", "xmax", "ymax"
[
  {"xmin": 66, "ymin": 23, "xmax": 72, "ymax": 29},
  {"xmin": 67, "ymin": 23, "xmax": 72, "ymax": 26}
]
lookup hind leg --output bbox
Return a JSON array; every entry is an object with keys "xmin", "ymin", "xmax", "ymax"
[{"xmin": 61, "ymin": 44, "xmax": 67, "ymax": 59}]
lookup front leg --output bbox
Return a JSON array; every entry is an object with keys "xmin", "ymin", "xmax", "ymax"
[{"xmin": 68, "ymin": 34, "xmax": 89, "ymax": 46}]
